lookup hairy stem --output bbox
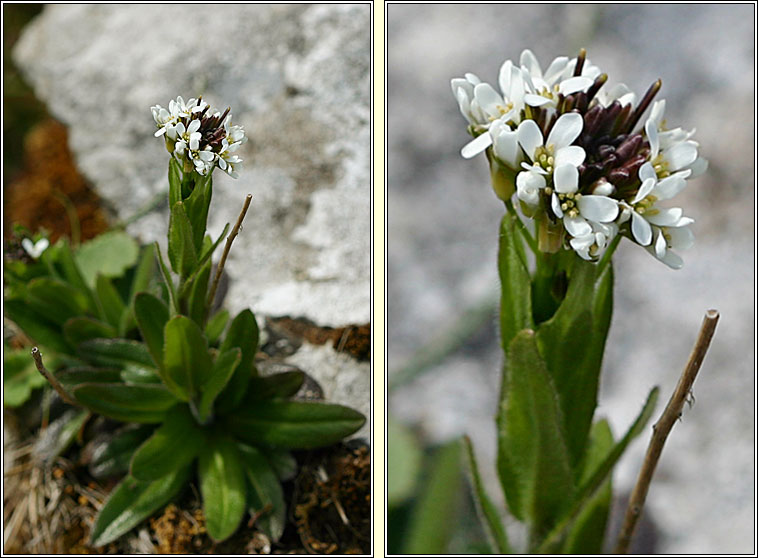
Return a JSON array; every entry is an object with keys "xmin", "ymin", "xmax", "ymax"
[{"xmin": 613, "ymin": 309, "xmax": 719, "ymax": 554}]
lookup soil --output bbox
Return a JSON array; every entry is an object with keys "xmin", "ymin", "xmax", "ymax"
[{"xmin": 3, "ymin": 116, "xmax": 371, "ymax": 554}]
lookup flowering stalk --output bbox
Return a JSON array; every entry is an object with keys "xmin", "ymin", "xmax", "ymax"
[{"xmin": 453, "ymin": 49, "xmax": 708, "ymax": 553}]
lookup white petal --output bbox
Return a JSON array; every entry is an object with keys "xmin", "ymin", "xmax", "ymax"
[
  {"xmin": 516, "ymin": 171, "xmax": 544, "ymax": 206},
  {"xmin": 686, "ymin": 157, "xmax": 709, "ymax": 177},
  {"xmin": 517, "ymin": 119, "xmax": 544, "ymax": 160},
  {"xmin": 497, "ymin": 60, "xmax": 513, "ymax": 97},
  {"xmin": 189, "ymin": 132, "xmax": 201, "ymax": 151},
  {"xmin": 645, "ymin": 118, "xmax": 659, "ymax": 159},
  {"xmin": 638, "ymin": 162, "xmax": 657, "ymax": 182},
  {"xmin": 554, "ymin": 145, "xmax": 585, "ymax": 168},
  {"xmin": 577, "ymin": 195, "xmax": 619, "ymax": 222},
  {"xmin": 667, "ymin": 226, "xmax": 695, "ymax": 250},
  {"xmin": 654, "ymin": 229, "xmax": 667, "ymax": 258},
  {"xmin": 564, "ymin": 215, "xmax": 592, "ymax": 237},
  {"xmin": 659, "ymin": 250, "xmax": 684, "ymax": 269},
  {"xmin": 187, "ymin": 119, "xmax": 201, "ymax": 134},
  {"xmin": 653, "ymin": 173, "xmax": 689, "ymax": 200},
  {"xmin": 520, "ymin": 49, "xmax": 542, "ymax": 78},
  {"xmin": 552, "ymin": 192, "xmax": 563, "ymax": 218},
  {"xmin": 543, "ymin": 56, "xmax": 569, "ymax": 84},
  {"xmin": 493, "ymin": 128, "xmax": 521, "ymax": 168},
  {"xmin": 473, "ymin": 83, "xmax": 504, "ymax": 115},
  {"xmin": 650, "ymin": 99, "xmax": 666, "ymax": 125},
  {"xmin": 665, "ymin": 141, "xmax": 698, "ymax": 170},
  {"xmin": 558, "ymin": 76, "xmax": 593, "ymax": 95},
  {"xmin": 546, "ymin": 112, "xmax": 583, "ymax": 150},
  {"xmin": 524, "ymin": 94, "xmax": 552, "ymax": 107},
  {"xmin": 647, "ymin": 207, "xmax": 683, "ymax": 226},
  {"xmin": 154, "ymin": 127, "xmax": 166, "ymax": 137},
  {"xmin": 631, "ymin": 211, "xmax": 653, "ymax": 246},
  {"xmin": 460, "ymin": 132, "xmax": 493, "ymax": 159},
  {"xmin": 553, "ymin": 164, "xmax": 578, "ymax": 194},
  {"xmin": 632, "ymin": 177, "xmax": 656, "ymax": 204}
]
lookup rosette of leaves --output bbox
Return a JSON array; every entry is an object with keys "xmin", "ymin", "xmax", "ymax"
[{"xmin": 63, "ymin": 159, "xmax": 367, "ymax": 546}]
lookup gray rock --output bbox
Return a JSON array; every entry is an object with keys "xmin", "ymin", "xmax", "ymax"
[{"xmin": 13, "ymin": 5, "xmax": 371, "ymax": 427}]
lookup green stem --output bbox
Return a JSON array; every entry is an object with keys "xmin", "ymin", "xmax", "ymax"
[
  {"xmin": 504, "ymin": 199, "xmax": 538, "ymax": 254},
  {"xmin": 597, "ymin": 234, "xmax": 621, "ymax": 275}
]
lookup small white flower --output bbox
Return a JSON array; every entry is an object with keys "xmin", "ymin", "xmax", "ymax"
[
  {"xmin": 490, "ymin": 119, "xmax": 523, "ymax": 170},
  {"xmin": 517, "ymin": 112, "xmax": 586, "ymax": 176},
  {"xmin": 516, "ymin": 168, "xmax": 545, "ymax": 207},
  {"xmin": 645, "ymin": 100, "xmax": 707, "ymax": 177},
  {"xmin": 21, "ymin": 237, "xmax": 49, "ymax": 259},
  {"xmin": 569, "ymin": 221, "xmax": 618, "ymax": 261},
  {"xmin": 645, "ymin": 223, "xmax": 694, "ymax": 269},
  {"xmin": 519, "ymin": 49, "xmax": 596, "ymax": 108}
]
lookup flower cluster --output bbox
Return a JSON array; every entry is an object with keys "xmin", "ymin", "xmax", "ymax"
[
  {"xmin": 151, "ymin": 96, "xmax": 247, "ymax": 178},
  {"xmin": 452, "ymin": 49, "xmax": 706, "ymax": 268}
]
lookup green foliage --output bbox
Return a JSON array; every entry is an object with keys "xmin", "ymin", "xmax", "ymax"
[
  {"xmin": 387, "ymin": 418, "xmax": 423, "ymax": 508},
  {"xmin": 74, "ymin": 231, "xmax": 140, "ymax": 288},
  {"xmin": 3, "ymin": 344, "xmax": 49, "ymax": 407}
]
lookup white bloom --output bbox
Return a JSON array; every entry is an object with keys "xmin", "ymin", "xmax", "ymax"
[
  {"xmin": 620, "ymin": 162, "xmax": 693, "ymax": 247},
  {"xmin": 516, "ymin": 168, "xmax": 545, "ymax": 207},
  {"xmin": 519, "ymin": 49, "xmax": 596, "ymax": 108},
  {"xmin": 569, "ymin": 221, "xmax": 618, "ymax": 261},
  {"xmin": 645, "ymin": 100, "xmax": 708, "ymax": 177},
  {"xmin": 596, "ymin": 82, "xmax": 637, "ymax": 107},
  {"xmin": 517, "ymin": 112, "xmax": 586, "ymax": 175},
  {"xmin": 21, "ymin": 237, "xmax": 49, "ymax": 259},
  {"xmin": 490, "ymin": 119, "xmax": 523, "ymax": 169},
  {"xmin": 645, "ymin": 223, "xmax": 695, "ymax": 269}
]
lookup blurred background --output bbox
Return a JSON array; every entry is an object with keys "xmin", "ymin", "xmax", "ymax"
[{"xmin": 388, "ymin": 4, "xmax": 754, "ymax": 554}]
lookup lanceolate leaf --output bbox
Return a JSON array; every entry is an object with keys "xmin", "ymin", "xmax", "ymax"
[
  {"xmin": 55, "ymin": 367, "xmax": 123, "ymax": 389},
  {"xmin": 134, "ymin": 292, "xmax": 170, "ymax": 369},
  {"xmin": 184, "ymin": 172, "xmax": 213, "ymax": 253},
  {"xmin": 63, "ymin": 317, "xmax": 117, "ymax": 350},
  {"xmin": 4, "ymin": 300, "xmax": 71, "ymax": 354},
  {"xmin": 205, "ymin": 309, "xmax": 230, "ymax": 346},
  {"xmin": 162, "ymin": 315, "xmax": 212, "ymax": 401},
  {"xmin": 228, "ymin": 400, "xmax": 366, "ymax": 449},
  {"xmin": 562, "ymin": 419, "xmax": 614, "ymax": 554},
  {"xmin": 168, "ymin": 158, "xmax": 182, "ymax": 208},
  {"xmin": 88, "ymin": 425, "xmax": 154, "ymax": 479},
  {"xmin": 198, "ymin": 434, "xmax": 247, "ymax": 542},
  {"xmin": 463, "ymin": 436, "xmax": 511, "ymax": 554},
  {"xmin": 168, "ymin": 201, "xmax": 198, "ymax": 278},
  {"xmin": 197, "ymin": 348, "xmax": 241, "ymax": 422},
  {"xmin": 72, "ymin": 383, "xmax": 178, "ymax": 423},
  {"xmin": 498, "ymin": 211, "xmax": 534, "ymax": 353},
  {"xmin": 131, "ymin": 405, "xmax": 205, "ymax": 481},
  {"xmin": 186, "ymin": 257, "xmax": 211, "ymax": 325},
  {"xmin": 154, "ymin": 243, "xmax": 179, "ymax": 313},
  {"xmin": 242, "ymin": 371, "xmax": 305, "ymax": 402},
  {"xmin": 95, "ymin": 275, "xmax": 127, "ymax": 329},
  {"xmin": 238, "ymin": 443, "xmax": 286, "ymax": 542},
  {"xmin": 216, "ymin": 309, "xmax": 259, "ymax": 409},
  {"xmin": 497, "ymin": 329, "xmax": 574, "ymax": 537},
  {"xmin": 90, "ymin": 466, "xmax": 191, "ymax": 547},
  {"xmin": 77, "ymin": 338, "xmax": 155, "ymax": 369},
  {"xmin": 27, "ymin": 277, "xmax": 92, "ymax": 326},
  {"xmin": 535, "ymin": 259, "xmax": 613, "ymax": 472}
]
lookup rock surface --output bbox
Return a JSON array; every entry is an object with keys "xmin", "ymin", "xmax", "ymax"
[
  {"xmin": 13, "ymin": 4, "xmax": 371, "ymax": 423},
  {"xmin": 388, "ymin": 4, "xmax": 754, "ymax": 554}
]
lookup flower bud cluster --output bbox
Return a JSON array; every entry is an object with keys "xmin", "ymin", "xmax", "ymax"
[
  {"xmin": 452, "ymin": 49, "xmax": 707, "ymax": 268},
  {"xmin": 151, "ymin": 96, "xmax": 247, "ymax": 178}
]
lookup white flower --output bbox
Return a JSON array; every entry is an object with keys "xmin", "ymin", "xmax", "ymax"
[
  {"xmin": 451, "ymin": 73, "xmax": 489, "ymax": 127},
  {"xmin": 490, "ymin": 119, "xmax": 523, "ymax": 170},
  {"xmin": 620, "ymin": 162, "xmax": 693, "ymax": 247},
  {"xmin": 519, "ymin": 49, "xmax": 597, "ymax": 108},
  {"xmin": 596, "ymin": 82, "xmax": 637, "ymax": 107},
  {"xmin": 550, "ymin": 164, "xmax": 619, "ymax": 237},
  {"xmin": 569, "ymin": 221, "xmax": 618, "ymax": 261},
  {"xmin": 21, "ymin": 237, "xmax": 49, "ymax": 259},
  {"xmin": 645, "ymin": 223, "xmax": 694, "ymax": 269},
  {"xmin": 517, "ymin": 112, "xmax": 586, "ymax": 175},
  {"xmin": 516, "ymin": 168, "xmax": 544, "ymax": 207},
  {"xmin": 645, "ymin": 100, "xmax": 708, "ymax": 177}
]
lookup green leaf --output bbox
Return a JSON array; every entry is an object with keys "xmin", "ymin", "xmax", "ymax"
[
  {"xmin": 168, "ymin": 201, "xmax": 198, "ymax": 278},
  {"xmin": 95, "ymin": 275, "xmax": 127, "ymax": 329},
  {"xmin": 186, "ymin": 257, "xmax": 211, "ymax": 325},
  {"xmin": 27, "ymin": 277, "xmax": 92, "ymax": 326},
  {"xmin": 90, "ymin": 466, "xmax": 191, "ymax": 547},
  {"xmin": 498, "ymin": 212, "xmax": 534, "ymax": 352},
  {"xmin": 72, "ymin": 383, "xmax": 179, "ymax": 423},
  {"xmin": 4, "ymin": 300, "xmax": 72, "ymax": 354},
  {"xmin": 77, "ymin": 338, "xmax": 155, "ymax": 369},
  {"xmin": 75, "ymin": 230, "xmax": 140, "ymax": 289},
  {"xmin": 241, "ymin": 371, "xmax": 304, "ymax": 402},
  {"xmin": 56, "ymin": 367, "xmax": 123, "ymax": 389},
  {"xmin": 238, "ymin": 443, "xmax": 286, "ymax": 542},
  {"xmin": 536, "ymin": 388, "xmax": 659, "ymax": 552},
  {"xmin": 216, "ymin": 309, "xmax": 259, "ymax": 409},
  {"xmin": 198, "ymin": 434, "xmax": 247, "ymax": 542},
  {"xmin": 88, "ymin": 425, "xmax": 154, "ymax": 479},
  {"xmin": 130, "ymin": 405, "xmax": 205, "ymax": 481},
  {"xmin": 496, "ymin": 329, "xmax": 574, "ymax": 537},
  {"xmin": 3, "ymin": 346, "xmax": 48, "ymax": 406},
  {"xmin": 54, "ymin": 237, "xmax": 92, "ymax": 293},
  {"xmin": 205, "ymin": 309, "xmax": 230, "ymax": 346},
  {"xmin": 120, "ymin": 364, "xmax": 161, "ymax": 384},
  {"xmin": 168, "ymin": 158, "xmax": 182, "ymax": 208},
  {"xmin": 536, "ymin": 259, "xmax": 613, "ymax": 471},
  {"xmin": 387, "ymin": 418, "xmax": 423, "ymax": 508},
  {"xmin": 266, "ymin": 450, "xmax": 298, "ymax": 481},
  {"xmin": 228, "ymin": 400, "xmax": 366, "ymax": 449},
  {"xmin": 162, "ymin": 315, "xmax": 212, "ymax": 401},
  {"xmin": 119, "ymin": 244, "xmax": 158, "ymax": 336},
  {"xmin": 154, "ymin": 243, "xmax": 179, "ymax": 313},
  {"xmin": 63, "ymin": 317, "xmax": 118, "ymax": 348},
  {"xmin": 562, "ymin": 420, "xmax": 614, "ymax": 554},
  {"xmin": 198, "ymin": 223, "xmax": 230, "ymax": 266},
  {"xmin": 403, "ymin": 440, "xmax": 465, "ymax": 554},
  {"xmin": 198, "ymin": 348, "xmax": 241, "ymax": 422},
  {"xmin": 134, "ymin": 292, "xmax": 170, "ymax": 369},
  {"xmin": 184, "ymin": 172, "xmax": 213, "ymax": 253},
  {"xmin": 464, "ymin": 436, "xmax": 512, "ymax": 554}
]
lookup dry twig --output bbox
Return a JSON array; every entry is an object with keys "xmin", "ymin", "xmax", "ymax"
[{"xmin": 614, "ymin": 309, "xmax": 720, "ymax": 554}]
